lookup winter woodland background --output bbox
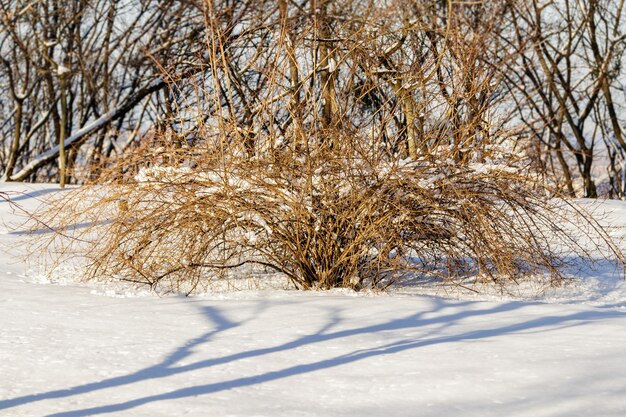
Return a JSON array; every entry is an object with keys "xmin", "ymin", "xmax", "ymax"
[{"xmin": 1, "ymin": 0, "xmax": 626, "ymax": 196}]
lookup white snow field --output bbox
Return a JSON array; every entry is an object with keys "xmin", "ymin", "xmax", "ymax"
[{"xmin": 2, "ymin": 183, "xmax": 626, "ymax": 417}]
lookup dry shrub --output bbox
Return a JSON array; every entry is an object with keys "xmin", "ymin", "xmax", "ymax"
[{"xmin": 32, "ymin": 135, "xmax": 623, "ymax": 293}]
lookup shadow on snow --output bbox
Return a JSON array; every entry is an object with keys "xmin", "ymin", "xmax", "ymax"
[{"xmin": 1, "ymin": 297, "xmax": 624, "ymax": 416}]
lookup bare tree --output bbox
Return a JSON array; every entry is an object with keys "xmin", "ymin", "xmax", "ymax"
[
  {"xmin": 505, "ymin": 0, "xmax": 626, "ymax": 198},
  {"xmin": 0, "ymin": 0, "xmax": 203, "ymax": 183}
]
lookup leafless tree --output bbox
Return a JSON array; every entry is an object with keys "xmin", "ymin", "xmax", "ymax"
[
  {"xmin": 0, "ymin": 0, "xmax": 204, "ymax": 183},
  {"xmin": 505, "ymin": 0, "xmax": 626, "ymax": 198}
]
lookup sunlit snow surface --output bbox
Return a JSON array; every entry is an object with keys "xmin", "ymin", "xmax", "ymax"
[{"xmin": 1, "ymin": 183, "xmax": 626, "ymax": 417}]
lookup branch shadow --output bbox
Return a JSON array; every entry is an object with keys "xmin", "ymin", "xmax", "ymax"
[
  {"xmin": 8, "ymin": 220, "xmax": 112, "ymax": 236},
  {"xmin": 1, "ymin": 188, "xmax": 67, "ymax": 203},
  {"xmin": 0, "ymin": 301, "xmax": 261, "ymax": 411},
  {"xmin": 2, "ymin": 297, "xmax": 624, "ymax": 416},
  {"xmin": 0, "ymin": 297, "xmax": 451, "ymax": 412}
]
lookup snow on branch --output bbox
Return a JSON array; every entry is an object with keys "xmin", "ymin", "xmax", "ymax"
[{"xmin": 2, "ymin": 77, "xmax": 169, "ymax": 182}]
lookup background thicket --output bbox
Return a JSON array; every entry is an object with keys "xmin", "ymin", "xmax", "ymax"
[{"xmin": 1, "ymin": 0, "xmax": 625, "ymax": 195}]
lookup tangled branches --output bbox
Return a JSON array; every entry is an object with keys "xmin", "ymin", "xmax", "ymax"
[{"xmin": 33, "ymin": 137, "xmax": 622, "ymax": 293}]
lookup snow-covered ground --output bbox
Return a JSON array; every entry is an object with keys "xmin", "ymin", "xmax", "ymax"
[{"xmin": 2, "ymin": 183, "xmax": 626, "ymax": 417}]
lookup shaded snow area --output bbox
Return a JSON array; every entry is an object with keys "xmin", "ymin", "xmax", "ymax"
[{"xmin": 2, "ymin": 184, "xmax": 626, "ymax": 416}]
